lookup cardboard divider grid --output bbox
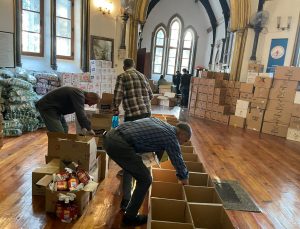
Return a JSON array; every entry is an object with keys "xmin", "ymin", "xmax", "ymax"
[
  {"xmin": 151, "ymin": 181, "xmax": 185, "ymax": 201},
  {"xmin": 184, "ymin": 186, "xmax": 222, "ymax": 204},
  {"xmin": 182, "ymin": 153, "xmax": 199, "ymax": 162}
]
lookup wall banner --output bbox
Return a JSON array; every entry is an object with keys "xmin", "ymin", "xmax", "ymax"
[{"xmin": 266, "ymin": 38, "xmax": 288, "ymax": 73}]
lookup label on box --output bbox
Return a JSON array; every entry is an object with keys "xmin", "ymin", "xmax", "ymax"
[
  {"xmin": 235, "ymin": 107, "xmax": 248, "ymax": 118},
  {"xmin": 286, "ymin": 128, "xmax": 300, "ymax": 142},
  {"xmin": 289, "ymin": 117, "xmax": 300, "ymax": 129},
  {"xmin": 236, "ymin": 100, "xmax": 250, "ymax": 109}
]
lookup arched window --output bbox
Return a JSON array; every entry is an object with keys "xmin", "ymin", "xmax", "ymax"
[
  {"xmin": 180, "ymin": 30, "xmax": 194, "ymax": 71},
  {"xmin": 167, "ymin": 19, "xmax": 181, "ymax": 75},
  {"xmin": 153, "ymin": 28, "xmax": 166, "ymax": 74}
]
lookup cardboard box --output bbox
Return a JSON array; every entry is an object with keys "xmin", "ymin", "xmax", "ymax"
[
  {"xmin": 239, "ymin": 92, "xmax": 253, "ymax": 101},
  {"xmin": 272, "ymin": 80, "xmax": 299, "ymax": 91},
  {"xmin": 152, "ymin": 169, "xmax": 209, "ymax": 186},
  {"xmin": 269, "ymin": 87, "xmax": 296, "ymax": 102},
  {"xmin": 240, "ymin": 83, "xmax": 254, "ymax": 93},
  {"xmin": 253, "ymin": 87, "xmax": 269, "ymax": 99},
  {"xmin": 206, "ymin": 102, "xmax": 213, "ymax": 111},
  {"xmin": 150, "ymin": 221, "xmax": 193, "ymax": 229},
  {"xmin": 234, "ymin": 81, "xmax": 241, "ymax": 89},
  {"xmin": 182, "ymin": 153, "xmax": 199, "ymax": 162},
  {"xmin": 58, "ymin": 136, "xmax": 98, "ymax": 172},
  {"xmin": 194, "ymin": 108, "xmax": 205, "ymax": 118},
  {"xmin": 32, "ymin": 161, "xmax": 60, "ymax": 196},
  {"xmin": 274, "ymin": 66, "xmax": 300, "ymax": 81},
  {"xmin": 229, "ymin": 115, "xmax": 245, "ymax": 128},
  {"xmin": 286, "ymin": 128, "xmax": 300, "ymax": 142},
  {"xmin": 213, "ymin": 96, "xmax": 225, "ymax": 105},
  {"xmin": 222, "ymin": 80, "xmax": 228, "ymax": 88},
  {"xmin": 149, "ymin": 198, "xmax": 192, "ymax": 224},
  {"xmin": 289, "ymin": 116, "xmax": 300, "ymax": 129},
  {"xmin": 151, "ymin": 182, "xmax": 185, "ymax": 200},
  {"xmin": 189, "ymin": 203, "xmax": 235, "ymax": 229},
  {"xmin": 292, "ymin": 104, "xmax": 300, "ymax": 117},
  {"xmin": 248, "ymin": 63, "xmax": 264, "ymax": 72},
  {"xmin": 246, "ymin": 109, "xmax": 264, "ymax": 131},
  {"xmin": 180, "ymin": 146, "xmax": 194, "ymax": 154},
  {"xmin": 36, "ymin": 175, "xmax": 97, "ymax": 215},
  {"xmin": 184, "ymin": 186, "xmax": 221, "ymax": 204},
  {"xmin": 207, "ymin": 95, "xmax": 214, "ymax": 102},
  {"xmin": 262, "ymin": 122, "xmax": 288, "ymax": 137},
  {"xmin": 91, "ymin": 113, "xmax": 112, "ymax": 131},
  {"xmin": 160, "ymin": 161, "xmax": 204, "ymax": 173},
  {"xmin": 251, "ymin": 98, "xmax": 267, "ymax": 109},
  {"xmin": 97, "ymin": 150, "xmax": 109, "ymax": 181},
  {"xmin": 214, "ymin": 88, "xmax": 226, "ymax": 96},
  {"xmin": 159, "ymin": 98, "xmax": 176, "ymax": 107},
  {"xmin": 246, "ymin": 72, "xmax": 257, "ymax": 84},
  {"xmin": 228, "ymin": 81, "xmax": 235, "ymax": 88},
  {"xmin": 254, "ymin": 76, "xmax": 273, "ymax": 88},
  {"xmin": 294, "ymin": 91, "xmax": 300, "ymax": 104},
  {"xmin": 159, "ymin": 85, "xmax": 172, "ymax": 94},
  {"xmin": 205, "ymin": 111, "xmax": 211, "ymax": 119},
  {"xmin": 221, "ymin": 115, "xmax": 230, "ymax": 125},
  {"xmin": 267, "ymin": 100, "xmax": 293, "ymax": 111},
  {"xmin": 98, "ymin": 93, "xmax": 113, "ymax": 110},
  {"xmin": 264, "ymin": 109, "xmax": 291, "ymax": 125}
]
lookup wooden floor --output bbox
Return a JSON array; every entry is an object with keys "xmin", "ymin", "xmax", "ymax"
[{"xmin": 0, "ymin": 106, "xmax": 300, "ymax": 229}]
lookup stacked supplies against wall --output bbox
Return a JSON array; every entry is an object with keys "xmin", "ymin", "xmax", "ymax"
[
  {"xmin": 288, "ymin": 81, "xmax": 300, "ymax": 141},
  {"xmin": 0, "ymin": 68, "xmax": 43, "ymax": 136},
  {"xmin": 34, "ymin": 72, "xmax": 61, "ymax": 95}
]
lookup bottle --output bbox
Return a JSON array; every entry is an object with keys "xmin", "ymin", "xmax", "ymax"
[
  {"xmin": 61, "ymin": 197, "xmax": 72, "ymax": 223},
  {"xmin": 68, "ymin": 174, "xmax": 79, "ymax": 191},
  {"xmin": 56, "ymin": 195, "xmax": 64, "ymax": 219},
  {"xmin": 72, "ymin": 162, "xmax": 90, "ymax": 185},
  {"xmin": 69, "ymin": 195, "xmax": 78, "ymax": 220},
  {"xmin": 111, "ymin": 114, "xmax": 119, "ymax": 128}
]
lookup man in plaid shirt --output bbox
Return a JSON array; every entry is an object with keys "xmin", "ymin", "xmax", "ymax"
[
  {"xmin": 103, "ymin": 117, "xmax": 191, "ymax": 226},
  {"xmin": 113, "ymin": 58, "xmax": 153, "ymax": 212},
  {"xmin": 113, "ymin": 58, "xmax": 153, "ymax": 121}
]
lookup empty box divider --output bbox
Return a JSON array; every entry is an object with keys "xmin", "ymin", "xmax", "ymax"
[
  {"xmin": 150, "ymin": 221, "xmax": 194, "ymax": 229},
  {"xmin": 188, "ymin": 203, "xmax": 235, "ymax": 229},
  {"xmin": 188, "ymin": 172, "xmax": 209, "ymax": 186},
  {"xmin": 151, "ymin": 168, "xmax": 178, "ymax": 183},
  {"xmin": 181, "ymin": 146, "xmax": 195, "ymax": 154},
  {"xmin": 185, "ymin": 161, "xmax": 205, "ymax": 173},
  {"xmin": 151, "ymin": 181, "xmax": 186, "ymax": 201},
  {"xmin": 183, "ymin": 185, "xmax": 222, "ymax": 204},
  {"xmin": 150, "ymin": 198, "xmax": 192, "ymax": 224},
  {"xmin": 182, "ymin": 153, "xmax": 199, "ymax": 162}
]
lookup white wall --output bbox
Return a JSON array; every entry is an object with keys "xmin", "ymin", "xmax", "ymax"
[
  {"xmin": 239, "ymin": 0, "xmax": 300, "ymax": 81},
  {"xmin": 141, "ymin": 0, "xmax": 211, "ymax": 80},
  {"xmin": 89, "ymin": 0, "xmax": 124, "ymax": 74}
]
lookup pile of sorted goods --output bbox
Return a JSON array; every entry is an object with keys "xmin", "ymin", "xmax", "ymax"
[
  {"xmin": 34, "ymin": 72, "xmax": 60, "ymax": 95},
  {"xmin": 0, "ymin": 68, "xmax": 44, "ymax": 136}
]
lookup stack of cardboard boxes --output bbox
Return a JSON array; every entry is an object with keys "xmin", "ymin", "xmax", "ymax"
[
  {"xmin": 288, "ymin": 87, "xmax": 300, "ymax": 141},
  {"xmin": 229, "ymin": 100, "xmax": 249, "ymax": 128},
  {"xmin": 148, "ymin": 132, "xmax": 234, "ymax": 228},
  {"xmin": 261, "ymin": 67, "xmax": 298, "ymax": 137},
  {"xmin": 32, "ymin": 133, "xmax": 102, "ymax": 216},
  {"xmin": 189, "ymin": 72, "xmax": 237, "ymax": 125}
]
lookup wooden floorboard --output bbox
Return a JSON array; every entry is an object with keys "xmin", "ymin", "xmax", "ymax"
[{"xmin": 0, "ymin": 106, "xmax": 299, "ymax": 229}]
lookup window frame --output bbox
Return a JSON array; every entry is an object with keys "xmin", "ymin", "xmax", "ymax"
[
  {"xmin": 166, "ymin": 19, "xmax": 181, "ymax": 75},
  {"xmin": 152, "ymin": 27, "xmax": 166, "ymax": 74},
  {"xmin": 180, "ymin": 29, "xmax": 195, "ymax": 72},
  {"xmin": 21, "ymin": 0, "xmax": 44, "ymax": 57},
  {"xmin": 55, "ymin": 0, "xmax": 74, "ymax": 60}
]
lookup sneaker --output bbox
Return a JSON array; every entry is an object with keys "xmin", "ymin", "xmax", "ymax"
[
  {"xmin": 120, "ymin": 199, "xmax": 129, "ymax": 211},
  {"xmin": 122, "ymin": 214, "xmax": 148, "ymax": 226}
]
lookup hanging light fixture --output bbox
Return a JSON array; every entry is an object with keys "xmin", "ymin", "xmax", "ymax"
[{"xmin": 94, "ymin": 0, "xmax": 113, "ymax": 15}]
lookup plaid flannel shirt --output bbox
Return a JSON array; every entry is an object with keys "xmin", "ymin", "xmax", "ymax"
[
  {"xmin": 116, "ymin": 117, "xmax": 189, "ymax": 180},
  {"xmin": 113, "ymin": 68, "xmax": 153, "ymax": 117}
]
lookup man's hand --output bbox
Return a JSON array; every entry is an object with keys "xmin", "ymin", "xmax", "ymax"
[
  {"xmin": 180, "ymin": 179, "xmax": 189, "ymax": 185},
  {"xmin": 81, "ymin": 128, "xmax": 95, "ymax": 136}
]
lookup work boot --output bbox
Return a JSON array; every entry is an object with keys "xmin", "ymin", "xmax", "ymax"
[{"xmin": 122, "ymin": 214, "xmax": 148, "ymax": 226}]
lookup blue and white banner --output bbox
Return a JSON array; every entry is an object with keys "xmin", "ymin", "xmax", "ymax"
[{"xmin": 266, "ymin": 38, "xmax": 288, "ymax": 73}]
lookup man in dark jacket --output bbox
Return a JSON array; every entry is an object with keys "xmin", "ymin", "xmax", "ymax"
[
  {"xmin": 103, "ymin": 117, "xmax": 191, "ymax": 226},
  {"xmin": 36, "ymin": 86, "xmax": 100, "ymax": 134},
  {"xmin": 180, "ymin": 68, "xmax": 191, "ymax": 107}
]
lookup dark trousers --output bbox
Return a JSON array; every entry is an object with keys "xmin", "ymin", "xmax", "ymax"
[
  {"xmin": 181, "ymin": 87, "xmax": 189, "ymax": 107},
  {"xmin": 122, "ymin": 112, "xmax": 151, "ymax": 203},
  {"xmin": 103, "ymin": 129, "xmax": 152, "ymax": 217},
  {"xmin": 37, "ymin": 108, "xmax": 68, "ymax": 133}
]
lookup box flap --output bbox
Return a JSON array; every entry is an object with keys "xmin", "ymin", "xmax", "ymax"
[
  {"xmin": 36, "ymin": 175, "xmax": 53, "ymax": 187},
  {"xmin": 83, "ymin": 180, "xmax": 99, "ymax": 192}
]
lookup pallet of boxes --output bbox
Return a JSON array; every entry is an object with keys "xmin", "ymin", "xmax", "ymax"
[
  {"xmin": 147, "ymin": 115, "xmax": 235, "ymax": 228},
  {"xmin": 32, "ymin": 132, "xmax": 100, "ymax": 223}
]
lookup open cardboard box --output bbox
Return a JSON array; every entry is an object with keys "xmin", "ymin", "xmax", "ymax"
[
  {"xmin": 97, "ymin": 150, "xmax": 109, "ymax": 181},
  {"xmin": 159, "ymin": 160, "xmax": 205, "ymax": 173},
  {"xmin": 152, "ymin": 169, "xmax": 210, "ymax": 187},
  {"xmin": 189, "ymin": 203, "xmax": 235, "ymax": 229},
  {"xmin": 150, "ymin": 221, "xmax": 194, "ymax": 229},
  {"xmin": 184, "ymin": 186, "xmax": 222, "ymax": 204},
  {"xmin": 182, "ymin": 153, "xmax": 199, "ymax": 162},
  {"xmin": 150, "ymin": 181, "xmax": 185, "ymax": 201},
  {"xmin": 181, "ymin": 146, "xmax": 194, "ymax": 154},
  {"xmin": 58, "ymin": 135, "xmax": 97, "ymax": 172},
  {"xmin": 36, "ymin": 175, "xmax": 98, "ymax": 215},
  {"xmin": 32, "ymin": 159, "xmax": 60, "ymax": 196},
  {"xmin": 148, "ymin": 197, "xmax": 193, "ymax": 228}
]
